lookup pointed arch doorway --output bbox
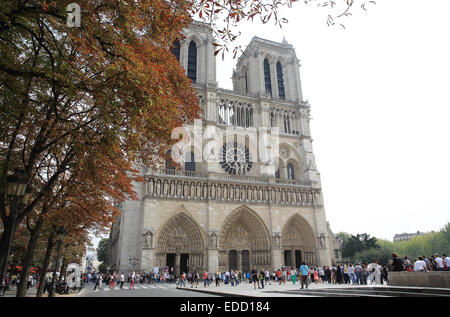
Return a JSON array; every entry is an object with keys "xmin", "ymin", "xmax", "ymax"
[
  {"xmin": 218, "ymin": 206, "xmax": 272, "ymax": 273},
  {"xmin": 155, "ymin": 212, "xmax": 205, "ymax": 275}
]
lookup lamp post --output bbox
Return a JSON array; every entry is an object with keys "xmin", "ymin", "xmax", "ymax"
[
  {"xmin": 0, "ymin": 169, "xmax": 28, "ymax": 296},
  {"xmin": 49, "ymin": 226, "xmax": 67, "ymax": 297},
  {"xmin": 129, "ymin": 257, "xmax": 140, "ymax": 272}
]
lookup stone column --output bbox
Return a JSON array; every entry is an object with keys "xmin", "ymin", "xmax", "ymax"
[
  {"xmin": 175, "ymin": 253, "xmax": 180, "ymax": 276},
  {"xmin": 272, "ymin": 249, "xmax": 283, "ymax": 271},
  {"xmin": 237, "ymin": 251, "xmax": 242, "ymax": 272},
  {"xmin": 270, "ymin": 61, "xmax": 279, "ymax": 99},
  {"xmin": 208, "ymin": 249, "xmax": 218, "ymax": 273}
]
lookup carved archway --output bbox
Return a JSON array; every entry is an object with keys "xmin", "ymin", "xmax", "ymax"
[
  {"xmin": 218, "ymin": 206, "xmax": 271, "ymax": 272},
  {"xmin": 281, "ymin": 214, "xmax": 317, "ymax": 268},
  {"xmin": 155, "ymin": 212, "xmax": 205, "ymax": 274}
]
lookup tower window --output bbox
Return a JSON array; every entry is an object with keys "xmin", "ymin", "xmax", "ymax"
[
  {"xmin": 185, "ymin": 152, "xmax": 196, "ymax": 172},
  {"xmin": 171, "ymin": 40, "xmax": 180, "ymax": 61},
  {"xmin": 287, "ymin": 163, "xmax": 295, "ymax": 180},
  {"xmin": 188, "ymin": 41, "xmax": 197, "ymax": 83},
  {"xmin": 277, "ymin": 62, "xmax": 285, "ymax": 100},
  {"xmin": 264, "ymin": 59, "xmax": 272, "ymax": 96}
]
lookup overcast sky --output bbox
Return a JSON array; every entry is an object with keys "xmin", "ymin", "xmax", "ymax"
[{"xmin": 215, "ymin": 0, "xmax": 450, "ymax": 240}]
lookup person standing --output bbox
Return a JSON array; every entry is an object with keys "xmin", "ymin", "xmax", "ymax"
[
  {"xmin": 348, "ymin": 264, "xmax": 356, "ymax": 284},
  {"xmin": 300, "ymin": 262, "xmax": 309, "ymax": 289},
  {"xmin": 434, "ymin": 254, "xmax": 444, "ymax": 271},
  {"xmin": 314, "ymin": 268, "xmax": 319, "ymax": 285},
  {"xmin": 354, "ymin": 263, "xmax": 363, "ymax": 285},
  {"xmin": 391, "ymin": 253, "xmax": 403, "ymax": 271},
  {"xmin": 259, "ymin": 270, "xmax": 265, "ymax": 289},
  {"xmin": 413, "ymin": 256, "xmax": 428, "ymax": 272},
  {"xmin": 376, "ymin": 262, "xmax": 382, "ymax": 285},
  {"xmin": 291, "ymin": 270, "xmax": 297, "ymax": 285},
  {"xmin": 444, "ymin": 254, "xmax": 450, "ymax": 271}
]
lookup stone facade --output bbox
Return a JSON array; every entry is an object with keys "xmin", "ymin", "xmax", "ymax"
[{"xmin": 110, "ymin": 22, "xmax": 341, "ymax": 275}]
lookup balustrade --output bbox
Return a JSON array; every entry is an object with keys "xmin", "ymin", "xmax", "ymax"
[{"xmin": 145, "ymin": 169, "xmax": 321, "ymax": 207}]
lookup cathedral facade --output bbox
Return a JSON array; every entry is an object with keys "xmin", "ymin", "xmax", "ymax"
[{"xmin": 110, "ymin": 22, "xmax": 342, "ymax": 275}]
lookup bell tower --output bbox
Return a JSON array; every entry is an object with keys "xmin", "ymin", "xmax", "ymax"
[
  {"xmin": 232, "ymin": 37, "xmax": 303, "ymax": 102},
  {"xmin": 174, "ymin": 21, "xmax": 217, "ymax": 86}
]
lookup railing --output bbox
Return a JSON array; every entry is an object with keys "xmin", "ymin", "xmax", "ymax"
[{"xmin": 146, "ymin": 168, "xmax": 312, "ymax": 187}]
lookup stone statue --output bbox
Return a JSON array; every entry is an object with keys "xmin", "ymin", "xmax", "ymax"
[
  {"xmin": 209, "ymin": 232, "xmax": 218, "ymax": 249},
  {"xmin": 143, "ymin": 230, "xmax": 154, "ymax": 249},
  {"xmin": 318, "ymin": 233, "xmax": 326, "ymax": 249},
  {"xmin": 272, "ymin": 232, "xmax": 281, "ymax": 248}
]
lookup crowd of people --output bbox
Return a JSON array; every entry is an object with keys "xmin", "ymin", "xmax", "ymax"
[
  {"xmin": 5, "ymin": 253, "xmax": 448, "ymax": 293},
  {"xmin": 390, "ymin": 253, "xmax": 450, "ymax": 272}
]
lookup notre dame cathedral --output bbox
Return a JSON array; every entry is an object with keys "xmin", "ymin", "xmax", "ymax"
[{"xmin": 109, "ymin": 21, "xmax": 342, "ymax": 275}]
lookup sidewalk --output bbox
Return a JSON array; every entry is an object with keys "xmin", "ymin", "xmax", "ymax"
[
  {"xmin": 176, "ymin": 281, "xmax": 383, "ymax": 297},
  {"xmin": 2, "ymin": 286, "xmax": 79, "ymax": 297}
]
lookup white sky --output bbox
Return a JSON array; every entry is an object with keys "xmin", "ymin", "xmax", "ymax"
[{"xmin": 215, "ymin": 0, "xmax": 450, "ymax": 240}]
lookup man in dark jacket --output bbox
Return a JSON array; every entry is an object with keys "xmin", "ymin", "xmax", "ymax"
[{"xmin": 392, "ymin": 253, "xmax": 404, "ymax": 271}]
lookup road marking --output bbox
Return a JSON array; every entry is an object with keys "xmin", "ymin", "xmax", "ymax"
[
  {"xmin": 140, "ymin": 286, "xmax": 149, "ymax": 289},
  {"xmin": 122, "ymin": 286, "xmax": 129, "ymax": 290}
]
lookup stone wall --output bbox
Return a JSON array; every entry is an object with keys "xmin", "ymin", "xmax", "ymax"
[{"xmin": 389, "ymin": 271, "xmax": 450, "ymax": 288}]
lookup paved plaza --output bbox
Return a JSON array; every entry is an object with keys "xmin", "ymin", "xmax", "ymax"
[{"xmin": 175, "ymin": 281, "xmax": 386, "ymax": 297}]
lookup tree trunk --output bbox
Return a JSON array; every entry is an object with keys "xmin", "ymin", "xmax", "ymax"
[
  {"xmin": 36, "ymin": 233, "xmax": 54, "ymax": 297},
  {"xmin": 16, "ymin": 216, "xmax": 43, "ymax": 297},
  {"xmin": 0, "ymin": 214, "xmax": 18, "ymax": 294}
]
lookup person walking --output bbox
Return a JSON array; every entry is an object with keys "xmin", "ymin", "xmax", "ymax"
[
  {"xmin": 109, "ymin": 272, "xmax": 116, "ymax": 290},
  {"xmin": 180, "ymin": 272, "xmax": 186, "ymax": 287},
  {"xmin": 215, "ymin": 272, "xmax": 220, "ymax": 287},
  {"xmin": 130, "ymin": 272, "xmax": 135, "ymax": 289},
  {"xmin": 314, "ymin": 268, "xmax": 319, "ymax": 285},
  {"xmin": 251, "ymin": 266, "xmax": 259, "ymax": 289},
  {"xmin": 120, "ymin": 272, "xmax": 125, "ymax": 289},
  {"xmin": 300, "ymin": 262, "xmax": 309, "ymax": 289},
  {"xmin": 94, "ymin": 273, "xmax": 102, "ymax": 291}
]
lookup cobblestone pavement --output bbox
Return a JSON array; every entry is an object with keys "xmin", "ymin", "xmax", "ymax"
[{"xmin": 176, "ymin": 281, "xmax": 388, "ymax": 297}]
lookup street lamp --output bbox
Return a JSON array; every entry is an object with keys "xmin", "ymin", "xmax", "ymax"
[
  {"xmin": 49, "ymin": 226, "xmax": 67, "ymax": 297},
  {"xmin": 129, "ymin": 258, "xmax": 140, "ymax": 272},
  {"xmin": 0, "ymin": 169, "xmax": 27, "ymax": 296}
]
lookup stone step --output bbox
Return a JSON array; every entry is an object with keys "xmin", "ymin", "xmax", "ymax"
[{"xmin": 271, "ymin": 286, "xmax": 450, "ymax": 297}]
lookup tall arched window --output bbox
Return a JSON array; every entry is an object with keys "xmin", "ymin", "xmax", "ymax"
[
  {"xmin": 264, "ymin": 59, "xmax": 272, "ymax": 96},
  {"xmin": 287, "ymin": 163, "xmax": 295, "ymax": 180},
  {"xmin": 188, "ymin": 41, "xmax": 197, "ymax": 83},
  {"xmin": 171, "ymin": 40, "xmax": 180, "ymax": 61},
  {"xmin": 277, "ymin": 62, "xmax": 285, "ymax": 100},
  {"xmin": 185, "ymin": 151, "xmax": 196, "ymax": 172}
]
